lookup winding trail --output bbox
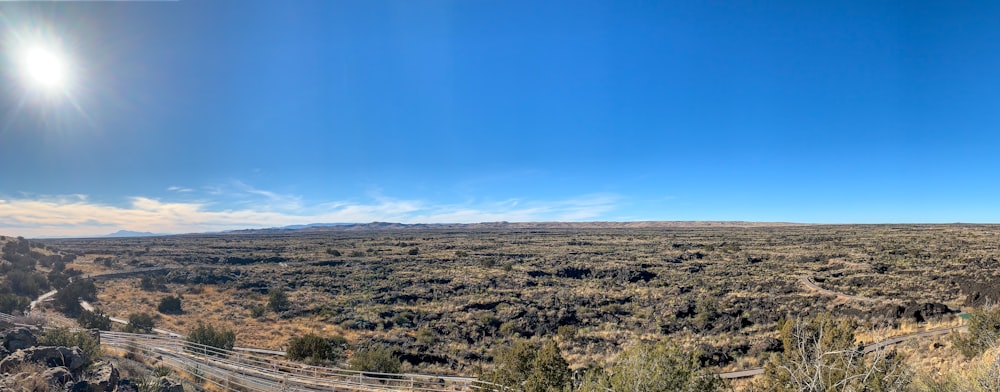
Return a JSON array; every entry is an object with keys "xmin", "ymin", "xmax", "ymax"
[{"xmin": 29, "ymin": 289, "xmax": 58, "ymax": 310}]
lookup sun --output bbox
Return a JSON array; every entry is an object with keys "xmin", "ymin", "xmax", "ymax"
[
  {"xmin": 3, "ymin": 22, "xmax": 91, "ymax": 129},
  {"xmin": 19, "ymin": 46, "xmax": 69, "ymax": 92}
]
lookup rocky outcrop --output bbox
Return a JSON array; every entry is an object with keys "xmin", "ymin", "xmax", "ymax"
[
  {"xmin": 115, "ymin": 379, "xmax": 140, "ymax": 392},
  {"xmin": 85, "ymin": 360, "xmax": 120, "ymax": 392},
  {"xmin": 873, "ymin": 301, "xmax": 954, "ymax": 323},
  {"xmin": 0, "ymin": 326, "xmax": 184, "ymax": 391},
  {"xmin": 0, "ymin": 345, "xmax": 86, "ymax": 372},
  {"xmin": 3, "ymin": 327, "xmax": 37, "ymax": 351}
]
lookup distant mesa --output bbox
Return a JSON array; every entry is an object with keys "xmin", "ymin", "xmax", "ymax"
[
  {"xmin": 104, "ymin": 230, "xmax": 161, "ymax": 238},
  {"xmin": 273, "ymin": 223, "xmax": 354, "ymax": 230}
]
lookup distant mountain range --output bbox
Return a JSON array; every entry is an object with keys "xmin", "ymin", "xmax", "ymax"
[
  {"xmin": 95, "ymin": 221, "xmax": 808, "ymax": 238},
  {"xmin": 223, "ymin": 221, "xmax": 807, "ymax": 234}
]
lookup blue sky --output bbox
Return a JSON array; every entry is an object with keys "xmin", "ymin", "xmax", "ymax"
[{"xmin": 2, "ymin": 1, "xmax": 1000, "ymax": 237}]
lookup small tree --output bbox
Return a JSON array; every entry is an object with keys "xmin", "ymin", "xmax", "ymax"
[
  {"xmin": 124, "ymin": 313, "xmax": 156, "ymax": 334},
  {"xmin": 268, "ymin": 289, "xmax": 290, "ymax": 313},
  {"xmin": 186, "ymin": 322, "xmax": 236, "ymax": 358},
  {"xmin": 157, "ymin": 295, "xmax": 183, "ymax": 314},
  {"xmin": 287, "ymin": 333, "xmax": 345, "ymax": 365},
  {"xmin": 579, "ymin": 340, "xmax": 724, "ymax": 392},
  {"xmin": 755, "ymin": 313, "xmax": 911, "ymax": 391},
  {"xmin": 525, "ymin": 340, "xmax": 571, "ymax": 392},
  {"xmin": 78, "ymin": 309, "xmax": 112, "ymax": 331},
  {"xmin": 350, "ymin": 344, "xmax": 401, "ymax": 374},
  {"xmin": 953, "ymin": 307, "xmax": 1000, "ymax": 359},
  {"xmin": 485, "ymin": 340, "xmax": 540, "ymax": 390},
  {"xmin": 54, "ymin": 279, "xmax": 97, "ymax": 316},
  {"xmin": 0, "ymin": 294, "xmax": 30, "ymax": 314}
]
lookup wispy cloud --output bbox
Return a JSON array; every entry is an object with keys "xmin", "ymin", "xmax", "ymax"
[
  {"xmin": 166, "ymin": 186, "xmax": 194, "ymax": 193},
  {"xmin": 230, "ymin": 180, "xmax": 303, "ymax": 211},
  {"xmin": 0, "ymin": 192, "xmax": 621, "ymax": 238}
]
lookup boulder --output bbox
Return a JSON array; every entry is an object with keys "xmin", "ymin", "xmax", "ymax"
[
  {"xmin": 42, "ymin": 366, "xmax": 74, "ymax": 385},
  {"xmin": 0, "ymin": 346, "xmax": 86, "ymax": 373},
  {"xmin": 2, "ymin": 327, "xmax": 37, "ymax": 351},
  {"xmin": 115, "ymin": 379, "xmax": 140, "ymax": 392},
  {"xmin": 86, "ymin": 361, "xmax": 119, "ymax": 392},
  {"xmin": 155, "ymin": 376, "xmax": 184, "ymax": 392}
]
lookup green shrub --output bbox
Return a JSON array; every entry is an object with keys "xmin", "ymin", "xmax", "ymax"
[
  {"xmin": 486, "ymin": 339, "xmax": 573, "ymax": 392},
  {"xmin": 524, "ymin": 340, "xmax": 571, "ymax": 392},
  {"xmin": 287, "ymin": 333, "xmax": 344, "ymax": 365},
  {"xmin": 0, "ymin": 294, "xmax": 30, "ymax": 314},
  {"xmin": 268, "ymin": 289, "xmax": 290, "ymax": 313},
  {"xmin": 78, "ymin": 309, "xmax": 112, "ymax": 331},
  {"xmin": 186, "ymin": 322, "xmax": 236, "ymax": 357},
  {"xmin": 349, "ymin": 344, "xmax": 401, "ymax": 374},
  {"xmin": 47, "ymin": 270, "xmax": 70, "ymax": 290},
  {"xmin": 408, "ymin": 247, "xmax": 419, "ymax": 255},
  {"xmin": 38, "ymin": 327, "xmax": 100, "ymax": 366},
  {"xmin": 124, "ymin": 313, "xmax": 156, "ymax": 334},
  {"xmin": 157, "ymin": 295, "xmax": 183, "ymax": 314},
  {"xmin": 485, "ymin": 340, "xmax": 539, "ymax": 390},
  {"xmin": 326, "ymin": 248, "xmax": 341, "ymax": 256},
  {"xmin": 54, "ymin": 279, "xmax": 97, "ymax": 316},
  {"xmin": 590, "ymin": 340, "xmax": 723, "ymax": 392},
  {"xmin": 8, "ymin": 270, "xmax": 48, "ymax": 297},
  {"xmin": 953, "ymin": 307, "xmax": 1000, "ymax": 359},
  {"xmin": 249, "ymin": 304, "xmax": 267, "ymax": 318}
]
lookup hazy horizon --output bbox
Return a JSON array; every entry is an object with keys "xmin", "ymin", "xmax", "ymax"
[{"xmin": 4, "ymin": 1, "xmax": 1000, "ymax": 237}]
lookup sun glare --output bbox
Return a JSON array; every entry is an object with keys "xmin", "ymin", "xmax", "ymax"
[
  {"xmin": 20, "ymin": 46, "xmax": 69, "ymax": 91},
  {"xmin": 3, "ymin": 22, "xmax": 91, "ymax": 129}
]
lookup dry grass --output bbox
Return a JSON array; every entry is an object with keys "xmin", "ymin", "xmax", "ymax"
[
  {"xmin": 95, "ymin": 279, "xmax": 354, "ymax": 350},
  {"xmin": 41, "ymin": 224, "xmax": 1000, "ymax": 375},
  {"xmin": 855, "ymin": 316, "xmax": 966, "ymax": 345},
  {"xmin": 0, "ymin": 362, "xmax": 57, "ymax": 392}
]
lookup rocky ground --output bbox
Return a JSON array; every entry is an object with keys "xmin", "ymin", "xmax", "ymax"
[{"xmin": 0, "ymin": 325, "xmax": 182, "ymax": 392}]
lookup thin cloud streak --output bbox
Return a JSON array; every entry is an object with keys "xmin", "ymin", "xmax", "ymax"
[{"xmin": 0, "ymin": 193, "xmax": 620, "ymax": 238}]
